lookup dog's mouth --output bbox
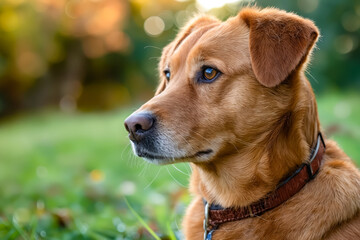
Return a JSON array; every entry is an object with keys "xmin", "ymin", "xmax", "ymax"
[
  {"xmin": 137, "ymin": 149, "xmax": 213, "ymax": 162},
  {"xmin": 128, "ymin": 128, "xmax": 215, "ymax": 164}
]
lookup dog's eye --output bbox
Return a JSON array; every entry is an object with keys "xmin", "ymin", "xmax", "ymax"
[
  {"xmin": 204, "ymin": 68, "xmax": 217, "ymax": 80},
  {"xmin": 200, "ymin": 67, "xmax": 220, "ymax": 83},
  {"xmin": 164, "ymin": 70, "xmax": 171, "ymax": 81}
]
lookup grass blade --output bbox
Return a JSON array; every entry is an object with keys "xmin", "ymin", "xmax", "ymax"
[
  {"xmin": 11, "ymin": 217, "xmax": 29, "ymax": 240},
  {"xmin": 123, "ymin": 197, "xmax": 161, "ymax": 240},
  {"xmin": 166, "ymin": 222, "xmax": 177, "ymax": 240},
  {"xmin": 30, "ymin": 217, "xmax": 38, "ymax": 239}
]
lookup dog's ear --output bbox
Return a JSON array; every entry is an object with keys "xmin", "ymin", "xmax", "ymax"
[{"xmin": 240, "ymin": 8, "xmax": 319, "ymax": 87}]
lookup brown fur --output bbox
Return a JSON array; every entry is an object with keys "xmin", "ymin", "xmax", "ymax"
[{"xmin": 129, "ymin": 7, "xmax": 360, "ymax": 239}]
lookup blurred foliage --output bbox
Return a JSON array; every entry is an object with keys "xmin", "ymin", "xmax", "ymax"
[
  {"xmin": 0, "ymin": 0, "xmax": 190, "ymax": 116},
  {"xmin": 0, "ymin": 0, "xmax": 359, "ymax": 117}
]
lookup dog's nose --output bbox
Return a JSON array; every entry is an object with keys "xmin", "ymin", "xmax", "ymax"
[{"xmin": 124, "ymin": 112, "xmax": 155, "ymax": 142}]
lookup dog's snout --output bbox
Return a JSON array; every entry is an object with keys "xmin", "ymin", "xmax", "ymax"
[{"xmin": 124, "ymin": 112, "xmax": 155, "ymax": 142}]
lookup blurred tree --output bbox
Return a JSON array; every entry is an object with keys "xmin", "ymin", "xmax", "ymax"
[
  {"xmin": 0, "ymin": 0, "xmax": 192, "ymax": 116},
  {"xmin": 0, "ymin": 0, "xmax": 359, "ymax": 117}
]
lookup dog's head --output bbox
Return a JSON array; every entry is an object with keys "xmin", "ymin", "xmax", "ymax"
[{"xmin": 125, "ymin": 8, "xmax": 319, "ymax": 166}]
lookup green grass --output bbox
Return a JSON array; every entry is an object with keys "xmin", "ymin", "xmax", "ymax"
[
  {"xmin": 0, "ymin": 110, "xmax": 189, "ymax": 239},
  {"xmin": 0, "ymin": 92, "xmax": 359, "ymax": 239}
]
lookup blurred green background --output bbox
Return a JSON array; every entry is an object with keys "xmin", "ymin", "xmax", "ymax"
[{"xmin": 0, "ymin": 0, "xmax": 359, "ymax": 239}]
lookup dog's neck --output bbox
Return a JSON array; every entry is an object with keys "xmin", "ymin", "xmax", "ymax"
[
  {"xmin": 190, "ymin": 76, "xmax": 320, "ymax": 208},
  {"xmin": 192, "ymin": 137, "xmax": 315, "ymax": 207},
  {"xmin": 192, "ymin": 150, "xmax": 278, "ymax": 208}
]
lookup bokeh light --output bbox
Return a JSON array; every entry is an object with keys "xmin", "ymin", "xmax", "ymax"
[
  {"xmin": 334, "ymin": 35, "xmax": 357, "ymax": 54},
  {"xmin": 0, "ymin": 9, "xmax": 20, "ymax": 32},
  {"xmin": 144, "ymin": 16, "xmax": 166, "ymax": 36},
  {"xmin": 297, "ymin": 0, "xmax": 319, "ymax": 13},
  {"xmin": 196, "ymin": 0, "xmax": 244, "ymax": 11},
  {"xmin": 342, "ymin": 13, "xmax": 360, "ymax": 32},
  {"xmin": 90, "ymin": 169, "xmax": 105, "ymax": 182}
]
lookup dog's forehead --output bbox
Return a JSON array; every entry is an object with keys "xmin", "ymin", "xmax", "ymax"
[
  {"xmin": 193, "ymin": 18, "xmax": 250, "ymax": 71},
  {"xmin": 161, "ymin": 16, "xmax": 250, "ymax": 74},
  {"xmin": 167, "ymin": 23, "xmax": 220, "ymax": 70}
]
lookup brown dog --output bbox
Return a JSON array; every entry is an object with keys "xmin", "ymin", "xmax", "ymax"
[{"xmin": 124, "ymin": 7, "xmax": 360, "ymax": 240}]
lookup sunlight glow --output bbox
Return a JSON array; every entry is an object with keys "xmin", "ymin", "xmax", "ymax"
[{"xmin": 196, "ymin": 0, "xmax": 243, "ymax": 11}]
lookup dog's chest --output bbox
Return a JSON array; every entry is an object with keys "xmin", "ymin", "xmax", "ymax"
[{"xmin": 184, "ymin": 172, "xmax": 360, "ymax": 240}]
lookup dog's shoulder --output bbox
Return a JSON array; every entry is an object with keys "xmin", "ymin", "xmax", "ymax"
[
  {"xmin": 275, "ymin": 139, "xmax": 360, "ymax": 239},
  {"xmin": 323, "ymin": 211, "xmax": 360, "ymax": 240}
]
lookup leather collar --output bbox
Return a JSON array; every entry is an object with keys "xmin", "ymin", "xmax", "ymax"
[{"xmin": 203, "ymin": 133, "xmax": 326, "ymax": 237}]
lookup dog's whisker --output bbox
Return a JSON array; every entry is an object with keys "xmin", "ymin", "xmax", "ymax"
[
  {"xmin": 189, "ymin": 130, "xmax": 212, "ymax": 146},
  {"xmin": 131, "ymin": 152, "xmax": 142, "ymax": 168},
  {"xmin": 166, "ymin": 166, "xmax": 187, "ymax": 188},
  {"xmin": 172, "ymin": 164, "xmax": 191, "ymax": 177},
  {"xmin": 185, "ymin": 163, "xmax": 192, "ymax": 175},
  {"xmin": 148, "ymin": 56, "xmax": 161, "ymax": 61},
  {"xmin": 144, "ymin": 166, "xmax": 162, "ymax": 190},
  {"xmin": 140, "ymin": 160, "xmax": 153, "ymax": 176},
  {"xmin": 144, "ymin": 45, "xmax": 162, "ymax": 50},
  {"xmin": 305, "ymin": 69, "xmax": 318, "ymax": 84},
  {"xmin": 254, "ymin": 215, "xmax": 270, "ymax": 222},
  {"xmin": 228, "ymin": 141, "xmax": 241, "ymax": 153},
  {"xmin": 174, "ymin": 132, "xmax": 196, "ymax": 155},
  {"xmin": 121, "ymin": 142, "xmax": 132, "ymax": 161},
  {"xmin": 174, "ymin": 216, "xmax": 182, "ymax": 235},
  {"xmin": 233, "ymin": 137, "xmax": 259, "ymax": 147},
  {"xmin": 125, "ymin": 144, "xmax": 138, "ymax": 168},
  {"xmin": 138, "ymin": 161, "xmax": 148, "ymax": 176}
]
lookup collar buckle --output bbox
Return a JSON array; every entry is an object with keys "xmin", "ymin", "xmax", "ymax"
[
  {"xmin": 306, "ymin": 133, "xmax": 323, "ymax": 179},
  {"xmin": 203, "ymin": 202, "xmax": 209, "ymax": 240},
  {"xmin": 306, "ymin": 161, "xmax": 314, "ymax": 178}
]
